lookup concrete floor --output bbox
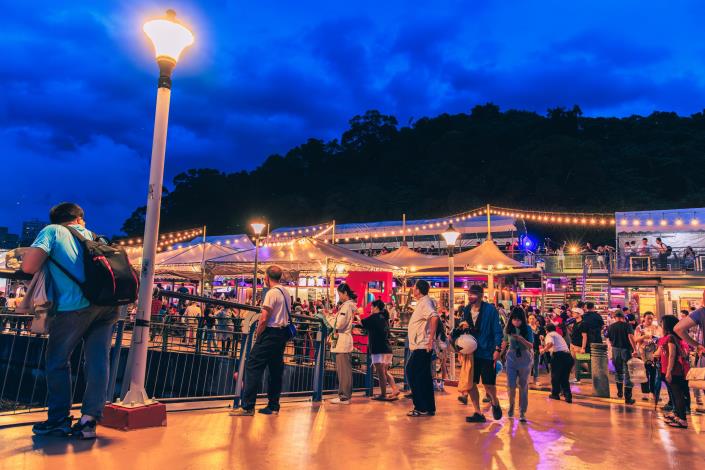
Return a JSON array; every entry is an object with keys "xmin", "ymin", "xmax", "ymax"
[{"xmin": 1, "ymin": 388, "xmax": 704, "ymax": 470}]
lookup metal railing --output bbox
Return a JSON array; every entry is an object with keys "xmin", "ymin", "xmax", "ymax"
[
  {"xmin": 0, "ymin": 290, "xmax": 414, "ymax": 414},
  {"xmin": 612, "ymin": 247, "xmax": 705, "ymax": 273}
]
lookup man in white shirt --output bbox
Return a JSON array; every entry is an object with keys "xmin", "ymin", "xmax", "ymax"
[
  {"xmin": 183, "ymin": 301, "xmax": 202, "ymax": 344},
  {"xmin": 231, "ymin": 265, "xmax": 292, "ymax": 416},
  {"xmin": 542, "ymin": 323, "xmax": 574, "ymax": 403},
  {"xmin": 405, "ymin": 280, "xmax": 439, "ymax": 417}
]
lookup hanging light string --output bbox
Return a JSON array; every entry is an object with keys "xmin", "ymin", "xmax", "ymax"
[
  {"xmin": 117, "ymin": 227, "xmax": 205, "ymax": 249},
  {"xmin": 122, "ymin": 205, "xmax": 618, "ymax": 253},
  {"xmin": 488, "ymin": 205, "xmax": 615, "ymax": 226},
  {"xmin": 249, "ymin": 221, "xmax": 336, "ymax": 248},
  {"xmin": 616, "ymin": 210, "xmax": 699, "ymax": 228},
  {"xmin": 324, "ymin": 205, "xmax": 616, "ymax": 243}
]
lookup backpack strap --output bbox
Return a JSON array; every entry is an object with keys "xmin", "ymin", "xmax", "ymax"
[
  {"xmin": 46, "ymin": 225, "xmax": 91, "ymax": 289},
  {"xmin": 48, "ymin": 257, "xmax": 82, "ymax": 287}
]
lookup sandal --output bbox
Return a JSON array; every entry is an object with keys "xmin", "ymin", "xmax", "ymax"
[
  {"xmin": 385, "ymin": 393, "xmax": 399, "ymax": 401},
  {"xmin": 667, "ymin": 418, "xmax": 688, "ymax": 429},
  {"xmin": 371, "ymin": 395, "xmax": 387, "ymax": 401},
  {"xmin": 407, "ymin": 409, "xmax": 431, "ymax": 417},
  {"xmin": 388, "ymin": 390, "xmax": 401, "ymax": 398},
  {"xmin": 662, "ymin": 413, "xmax": 676, "ymax": 423}
]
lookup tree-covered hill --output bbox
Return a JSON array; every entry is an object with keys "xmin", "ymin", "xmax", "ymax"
[{"xmin": 122, "ymin": 104, "xmax": 705, "ymax": 236}]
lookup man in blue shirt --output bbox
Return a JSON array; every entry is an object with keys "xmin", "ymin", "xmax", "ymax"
[
  {"xmin": 457, "ymin": 285, "xmax": 504, "ymax": 423},
  {"xmin": 21, "ymin": 203, "xmax": 118, "ymax": 439}
]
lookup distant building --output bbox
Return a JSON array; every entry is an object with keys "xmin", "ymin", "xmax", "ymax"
[
  {"xmin": 20, "ymin": 219, "xmax": 47, "ymax": 246},
  {"xmin": 0, "ymin": 227, "xmax": 19, "ymax": 249}
]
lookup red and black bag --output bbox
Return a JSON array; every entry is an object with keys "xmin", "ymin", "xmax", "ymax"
[{"xmin": 49, "ymin": 226, "xmax": 139, "ymax": 306}]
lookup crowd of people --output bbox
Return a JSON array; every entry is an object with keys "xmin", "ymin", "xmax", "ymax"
[{"xmin": 9, "ymin": 201, "xmax": 705, "ymax": 440}]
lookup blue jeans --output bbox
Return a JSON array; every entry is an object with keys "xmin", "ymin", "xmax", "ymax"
[
  {"xmin": 46, "ymin": 305, "xmax": 118, "ymax": 422},
  {"xmin": 507, "ymin": 350, "xmax": 533, "ymax": 413}
]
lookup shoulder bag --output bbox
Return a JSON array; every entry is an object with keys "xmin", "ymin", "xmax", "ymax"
[{"xmin": 275, "ymin": 287, "xmax": 297, "ymax": 341}]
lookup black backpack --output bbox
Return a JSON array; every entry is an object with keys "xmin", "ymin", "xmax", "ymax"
[{"xmin": 49, "ymin": 226, "xmax": 139, "ymax": 306}]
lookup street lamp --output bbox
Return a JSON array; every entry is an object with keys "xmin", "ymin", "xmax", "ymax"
[
  {"xmin": 120, "ymin": 10, "xmax": 193, "ymax": 408},
  {"xmin": 441, "ymin": 223, "xmax": 460, "ymax": 380},
  {"xmin": 251, "ymin": 222, "xmax": 266, "ymax": 305}
]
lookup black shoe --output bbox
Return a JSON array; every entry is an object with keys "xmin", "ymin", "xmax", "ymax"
[
  {"xmin": 565, "ymin": 397, "xmax": 573, "ymax": 404},
  {"xmin": 548, "ymin": 394, "xmax": 561, "ymax": 401},
  {"xmin": 492, "ymin": 403, "xmax": 503, "ymax": 420},
  {"xmin": 258, "ymin": 407, "xmax": 279, "ymax": 415},
  {"xmin": 71, "ymin": 418, "xmax": 97, "ymax": 439},
  {"xmin": 32, "ymin": 417, "xmax": 73, "ymax": 436},
  {"xmin": 625, "ymin": 399, "xmax": 636, "ymax": 405},
  {"xmin": 457, "ymin": 395, "xmax": 468, "ymax": 405},
  {"xmin": 466, "ymin": 413, "xmax": 487, "ymax": 423}
]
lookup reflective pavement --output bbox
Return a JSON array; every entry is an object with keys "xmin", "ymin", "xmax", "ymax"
[{"xmin": 1, "ymin": 387, "xmax": 704, "ymax": 470}]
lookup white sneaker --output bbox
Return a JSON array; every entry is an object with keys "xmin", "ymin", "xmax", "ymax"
[{"xmin": 329, "ymin": 397, "xmax": 351, "ymax": 405}]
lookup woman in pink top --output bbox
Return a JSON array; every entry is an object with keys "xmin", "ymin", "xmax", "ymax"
[{"xmin": 656, "ymin": 315, "xmax": 690, "ymax": 429}]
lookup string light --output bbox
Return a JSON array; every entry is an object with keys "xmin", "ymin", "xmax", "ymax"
[{"xmin": 117, "ymin": 227, "xmax": 204, "ymax": 248}]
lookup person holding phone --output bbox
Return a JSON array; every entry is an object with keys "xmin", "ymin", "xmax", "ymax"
[
  {"xmin": 502, "ymin": 307, "xmax": 534, "ymax": 422},
  {"xmin": 328, "ymin": 283, "xmax": 358, "ymax": 405}
]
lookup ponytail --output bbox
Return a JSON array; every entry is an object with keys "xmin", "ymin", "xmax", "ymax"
[{"xmin": 337, "ymin": 283, "xmax": 357, "ymax": 301}]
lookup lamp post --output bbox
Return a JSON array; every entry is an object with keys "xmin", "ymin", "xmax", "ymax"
[
  {"xmin": 251, "ymin": 222, "xmax": 266, "ymax": 305},
  {"xmin": 441, "ymin": 223, "xmax": 461, "ymax": 380},
  {"xmin": 120, "ymin": 10, "xmax": 193, "ymax": 407}
]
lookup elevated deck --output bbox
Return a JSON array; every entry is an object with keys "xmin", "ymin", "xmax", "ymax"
[{"xmin": 1, "ymin": 387, "xmax": 703, "ymax": 469}]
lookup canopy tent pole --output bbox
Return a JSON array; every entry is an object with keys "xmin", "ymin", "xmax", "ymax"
[
  {"xmin": 294, "ymin": 271, "xmax": 300, "ymax": 301},
  {"xmin": 198, "ymin": 225, "xmax": 207, "ymax": 296},
  {"xmin": 487, "ymin": 272, "xmax": 495, "ymax": 304},
  {"xmin": 486, "ymin": 204, "xmax": 492, "ymax": 240},
  {"xmin": 402, "ymin": 213, "xmax": 406, "ymax": 244}
]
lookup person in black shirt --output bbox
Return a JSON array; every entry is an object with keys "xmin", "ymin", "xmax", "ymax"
[
  {"xmin": 528, "ymin": 314, "xmax": 545, "ymax": 385},
  {"xmin": 360, "ymin": 299, "xmax": 399, "ymax": 399},
  {"xmin": 581, "ymin": 302, "xmax": 605, "ymax": 348},
  {"xmin": 569, "ymin": 309, "xmax": 588, "ymax": 383},
  {"xmin": 607, "ymin": 311, "xmax": 637, "ymax": 404}
]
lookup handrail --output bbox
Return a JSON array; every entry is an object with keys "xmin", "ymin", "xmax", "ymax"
[{"xmin": 156, "ymin": 289, "xmax": 261, "ymax": 313}]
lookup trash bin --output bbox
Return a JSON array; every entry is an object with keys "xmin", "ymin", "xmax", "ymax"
[{"xmin": 590, "ymin": 343, "xmax": 610, "ymax": 398}]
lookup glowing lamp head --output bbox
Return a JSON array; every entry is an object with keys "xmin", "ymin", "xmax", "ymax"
[
  {"xmin": 251, "ymin": 222, "xmax": 266, "ymax": 235},
  {"xmin": 143, "ymin": 10, "xmax": 194, "ymax": 64},
  {"xmin": 441, "ymin": 223, "xmax": 461, "ymax": 247}
]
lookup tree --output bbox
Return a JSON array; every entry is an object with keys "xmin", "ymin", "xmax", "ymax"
[{"xmin": 121, "ymin": 104, "xmax": 705, "ymax": 237}]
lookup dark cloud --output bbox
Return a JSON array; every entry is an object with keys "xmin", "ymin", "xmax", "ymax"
[{"xmin": 2, "ymin": 1, "xmax": 703, "ymax": 234}]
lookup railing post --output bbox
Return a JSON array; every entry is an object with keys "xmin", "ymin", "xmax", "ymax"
[
  {"xmin": 161, "ymin": 319, "xmax": 169, "ymax": 353},
  {"xmin": 195, "ymin": 317, "xmax": 203, "ymax": 355},
  {"xmin": 107, "ymin": 318, "xmax": 126, "ymax": 402},
  {"xmin": 232, "ymin": 321, "xmax": 256, "ymax": 409},
  {"xmin": 364, "ymin": 348, "xmax": 374, "ymax": 397},
  {"xmin": 403, "ymin": 337, "xmax": 410, "ymax": 391},
  {"xmin": 312, "ymin": 321, "xmax": 326, "ymax": 402}
]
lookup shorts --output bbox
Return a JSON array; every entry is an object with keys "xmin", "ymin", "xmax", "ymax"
[
  {"xmin": 472, "ymin": 357, "xmax": 497, "ymax": 386},
  {"xmin": 371, "ymin": 353, "xmax": 393, "ymax": 364}
]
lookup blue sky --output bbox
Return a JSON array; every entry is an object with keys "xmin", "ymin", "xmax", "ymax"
[{"xmin": 2, "ymin": 0, "xmax": 705, "ymax": 236}]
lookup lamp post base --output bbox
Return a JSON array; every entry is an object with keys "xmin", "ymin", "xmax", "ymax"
[{"xmin": 102, "ymin": 402, "xmax": 167, "ymax": 431}]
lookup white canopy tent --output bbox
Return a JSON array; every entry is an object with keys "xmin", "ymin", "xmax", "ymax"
[
  {"xmin": 208, "ymin": 237, "xmax": 400, "ymax": 276},
  {"xmin": 130, "ymin": 242, "xmax": 243, "ymax": 281},
  {"xmin": 374, "ymin": 244, "xmax": 446, "ymax": 270}
]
